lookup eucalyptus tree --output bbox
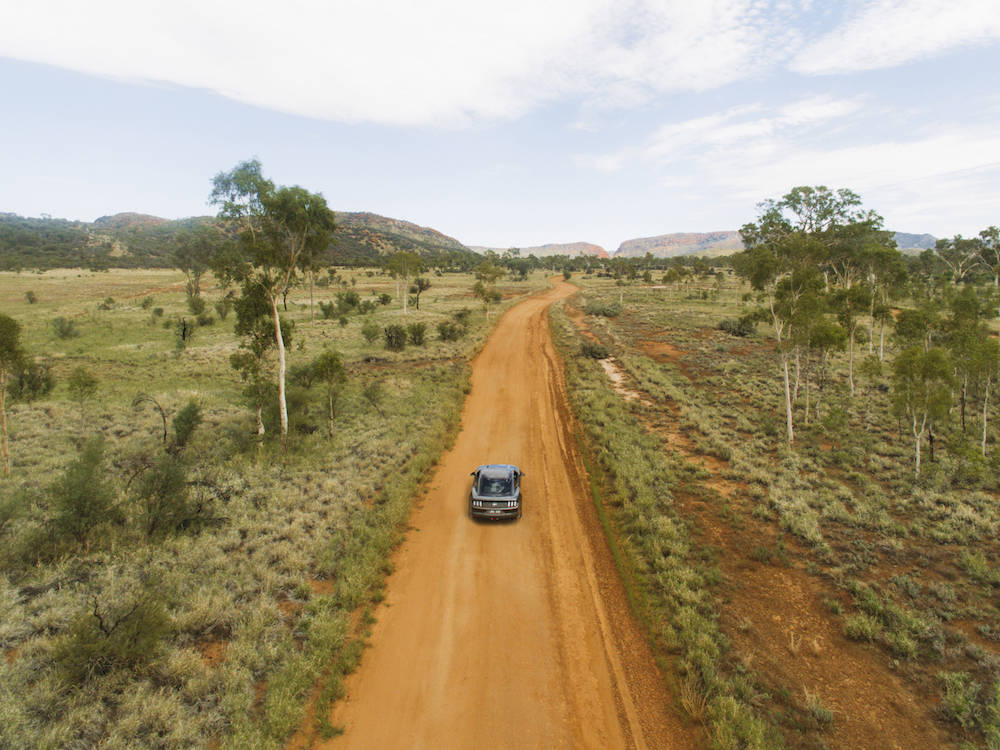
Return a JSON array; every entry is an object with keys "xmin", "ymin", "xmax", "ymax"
[
  {"xmin": 210, "ymin": 159, "xmax": 336, "ymax": 444},
  {"xmin": 944, "ymin": 286, "xmax": 996, "ymax": 433},
  {"xmin": 892, "ymin": 347, "xmax": 955, "ymax": 476},
  {"xmin": 171, "ymin": 223, "xmax": 223, "ymax": 302},
  {"xmin": 979, "ymin": 226, "xmax": 1000, "ymax": 288},
  {"xmin": 387, "ymin": 251, "xmax": 422, "ymax": 314},
  {"xmin": 934, "ymin": 235, "xmax": 983, "ymax": 284},
  {"xmin": 860, "ymin": 244, "xmax": 907, "ymax": 360},
  {"xmin": 830, "ymin": 283, "xmax": 872, "ymax": 396},
  {"xmin": 734, "ymin": 204, "xmax": 824, "ymax": 443}
]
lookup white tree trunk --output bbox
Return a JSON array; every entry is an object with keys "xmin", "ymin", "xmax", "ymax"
[
  {"xmin": 271, "ymin": 296, "xmax": 289, "ymax": 442},
  {"xmin": 782, "ymin": 352, "xmax": 795, "ymax": 444},
  {"xmin": 983, "ymin": 379, "xmax": 991, "ymax": 457}
]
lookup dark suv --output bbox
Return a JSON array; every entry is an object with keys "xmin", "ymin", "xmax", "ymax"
[{"xmin": 469, "ymin": 464, "xmax": 523, "ymax": 520}]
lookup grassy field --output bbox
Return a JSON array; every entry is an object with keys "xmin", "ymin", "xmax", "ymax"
[
  {"xmin": 556, "ymin": 273, "xmax": 1000, "ymax": 749},
  {"xmin": 0, "ymin": 267, "xmax": 549, "ymax": 749}
]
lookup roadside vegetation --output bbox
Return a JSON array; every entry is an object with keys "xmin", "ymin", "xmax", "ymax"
[
  {"xmin": 556, "ymin": 191, "xmax": 1000, "ymax": 748},
  {"xmin": 0, "ymin": 260, "xmax": 546, "ymax": 749}
]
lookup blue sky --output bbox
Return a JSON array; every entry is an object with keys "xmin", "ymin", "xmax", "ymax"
[{"xmin": 1, "ymin": 0, "xmax": 998, "ymax": 253}]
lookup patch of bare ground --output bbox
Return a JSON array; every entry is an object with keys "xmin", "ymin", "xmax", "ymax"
[
  {"xmin": 200, "ymin": 640, "xmax": 227, "ymax": 668},
  {"xmin": 577, "ymin": 314, "xmax": 954, "ymax": 747},
  {"xmin": 5, "ymin": 648, "xmax": 17, "ymax": 665}
]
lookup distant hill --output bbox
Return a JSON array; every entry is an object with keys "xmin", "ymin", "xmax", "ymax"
[
  {"xmin": 893, "ymin": 232, "xmax": 937, "ymax": 252},
  {"xmin": 469, "ymin": 242, "xmax": 608, "ymax": 258},
  {"xmin": 614, "ymin": 230, "xmax": 938, "ymax": 258},
  {"xmin": 614, "ymin": 231, "xmax": 742, "ymax": 258},
  {"xmin": 0, "ymin": 210, "xmax": 477, "ymax": 269},
  {"xmin": 333, "ymin": 212, "xmax": 474, "ymax": 262}
]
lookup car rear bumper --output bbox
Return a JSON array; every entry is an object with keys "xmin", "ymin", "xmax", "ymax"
[{"xmin": 470, "ymin": 504, "xmax": 521, "ymax": 520}]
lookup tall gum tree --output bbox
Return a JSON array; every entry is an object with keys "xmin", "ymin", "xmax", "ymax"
[{"xmin": 210, "ymin": 160, "xmax": 336, "ymax": 445}]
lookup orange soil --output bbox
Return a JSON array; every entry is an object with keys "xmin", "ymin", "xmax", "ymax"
[
  {"xmin": 593, "ymin": 326, "xmax": 955, "ymax": 748},
  {"xmin": 302, "ymin": 279, "xmax": 695, "ymax": 749}
]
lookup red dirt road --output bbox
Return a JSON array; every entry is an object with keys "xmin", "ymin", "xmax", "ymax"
[{"xmin": 320, "ymin": 279, "xmax": 691, "ymax": 749}]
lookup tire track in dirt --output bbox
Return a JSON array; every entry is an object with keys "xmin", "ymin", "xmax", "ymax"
[{"xmin": 314, "ymin": 278, "xmax": 691, "ymax": 749}]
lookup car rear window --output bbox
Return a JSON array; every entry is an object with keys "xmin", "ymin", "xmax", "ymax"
[{"xmin": 477, "ymin": 474, "xmax": 513, "ymax": 497}]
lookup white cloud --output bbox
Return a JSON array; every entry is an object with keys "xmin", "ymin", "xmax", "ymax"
[
  {"xmin": 0, "ymin": 0, "xmax": 805, "ymax": 126},
  {"xmin": 791, "ymin": 0, "xmax": 1000, "ymax": 74}
]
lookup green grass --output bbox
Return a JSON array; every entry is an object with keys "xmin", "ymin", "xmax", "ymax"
[
  {"xmin": 0, "ymin": 267, "xmax": 549, "ymax": 749},
  {"xmin": 556, "ymin": 273, "xmax": 1000, "ymax": 749}
]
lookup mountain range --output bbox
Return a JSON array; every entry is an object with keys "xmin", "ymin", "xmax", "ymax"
[{"xmin": 0, "ymin": 209, "xmax": 940, "ymax": 270}]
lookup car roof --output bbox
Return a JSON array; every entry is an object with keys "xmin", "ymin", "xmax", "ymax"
[{"xmin": 475, "ymin": 464, "xmax": 519, "ymax": 475}]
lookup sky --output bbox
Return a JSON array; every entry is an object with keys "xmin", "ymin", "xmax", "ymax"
[{"xmin": 1, "ymin": 0, "xmax": 999, "ymax": 254}]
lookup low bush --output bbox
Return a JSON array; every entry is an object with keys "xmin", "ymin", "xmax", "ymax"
[
  {"xmin": 384, "ymin": 325, "xmax": 407, "ymax": 351},
  {"xmin": 407, "ymin": 323, "xmax": 426, "ymax": 346},
  {"xmin": 718, "ymin": 317, "xmax": 756, "ymax": 337},
  {"xmin": 361, "ymin": 319, "xmax": 380, "ymax": 344},
  {"xmin": 580, "ymin": 341, "xmax": 609, "ymax": 359},
  {"xmin": 51, "ymin": 316, "xmax": 79, "ymax": 339},
  {"xmin": 584, "ymin": 301, "xmax": 621, "ymax": 318},
  {"xmin": 437, "ymin": 321, "xmax": 465, "ymax": 341}
]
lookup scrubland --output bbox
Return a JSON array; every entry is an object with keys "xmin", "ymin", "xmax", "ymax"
[
  {"xmin": 0, "ymin": 267, "xmax": 546, "ymax": 749},
  {"xmin": 557, "ymin": 273, "xmax": 1000, "ymax": 749}
]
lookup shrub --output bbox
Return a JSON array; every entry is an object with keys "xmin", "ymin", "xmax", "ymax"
[
  {"xmin": 359, "ymin": 300, "xmax": 378, "ymax": 315},
  {"xmin": 187, "ymin": 295, "xmax": 207, "ymax": 315},
  {"xmin": 361, "ymin": 319, "xmax": 380, "ymax": 344},
  {"xmin": 453, "ymin": 308, "xmax": 471, "ymax": 326},
  {"xmin": 51, "ymin": 316, "xmax": 79, "ymax": 339},
  {"xmin": 214, "ymin": 297, "xmax": 232, "ymax": 321},
  {"xmin": 580, "ymin": 341, "xmax": 609, "ymax": 359},
  {"xmin": 563, "ymin": 269, "xmax": 572, "ymax": 280},
  {"xmin": 171, "ymin": 401, "xmax": 202, "ymax": 451},
  {"xmin": 718, "ymin": 317, "xmax": 756, "ymax": 337},
  {"xmin": 24, "ymin": 291, "xmax": 37, "ymax": 304},
  {"xmin": 378, "ymin": 293, "xmax": 392, "ymax": 306},
  {"xmin": 67, "ymin": 366, "xmax": 98, "ymax": 406},
  {"xmin": 140, "ymin": 296, "xmax": 154, "ymax": 309},
  {"xmin": 384, "ymin": 325, "xmax": 407, "ymax": 351},
  {"xmin": 584, "ymin": 301, "xmax": 621, "ymax": 317},
  {"xmin": 133, "ymin": 453, "xmax": 195, "ymax": 537},
  {"xmin": 8, "ymin": 359, "xmax": 55, "ymax": 402},
  {"xmin": 152, "ymin": 307, "xmax": 164, "ymax": 318},
  {"xmin": 98, "ymin": 296, "xmax": 115, "ymax": 310},
  {"xmin": 937, "ymin": 671, "xmax": 979, "ymax": 729},
  {"xmin": 336, "ymin": 291, "xmax": 360, "ymax": 313},
  {"xmin": 196, "ymin": 312, "xmax": 215, "ymax": 326},
  {"xmin": 437, "ymin": 321, "xmax": 464, "ymax": 341},
  {"xmin": 319, "ymin": 300, "xmax": 336, "ymax": 319},
  {"xmin": 49, "ymin": 438, "xmax": 120, "ymax": 550},
  {"xmin": 54, "ymin": 587, "xmax": 170, "ymax": 682},
  {"xmin": 407, "ymin": 323, "xmax": 427, "ymax": 346}
]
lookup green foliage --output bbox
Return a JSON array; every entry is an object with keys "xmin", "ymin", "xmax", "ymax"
[
  {"xmin": 140, "ymin": 295, "xmax": 154, "ymax": 309},
  {"xmin": 407, "ymin": 322, "xmax": 426, "ymax": 346},
  {"xmin": 24, "ymin": 290, "xmax": 37, "ymax": 304},
  {"xmin": 8, "ymin": 359, "xmax": 55, "ymax": 402},
  {"xmin": 937, "ymin": 672, "xmax": 979, "ymax": 729},
  {"xmin": 580, "ymin": 341, "xmax": 609, "ymax": 359},
  {"xmin": 187, "ymin": 294, "xmax": 207, "ymax": 315},
  {"xmin": 214, "ymin": 296, "xmax": 233, "ymax": 321},
  {"xmin": 55, "ymin": 587, "xmax": 170, "ymax": 682},
  {"xmin": 67, "ymin": 366, "xmax": 98, "ymax": 405},
  {"xmin": 49, "ymin": 438, "xmax": 120, "ymax": 550},
  {"xmin": 172, "ymin": 401, "xmax": 202, "ymax": 451},
  {"xmin": 51, "ymin": 315, "xmax": 80, "ymax": 339},
  {"xmin": 584, "ymin": 300, "xmax": 621, "ymax": 317},
  {"xmin": 437, "ymin": 320, "xmax": 465, "ymax": 341},
  {"xmin": 133, "ymin": 452, "xmax": 196, "ymax": 537},
  {"xmin": 361, "ymin": 319, "xmax": 380, "ymax": 344},
  {"xmin": 718, "ymin": 317, "xmax": 756, "ymax": 337},
  {"xmin": 384, "ymin": 324, "xmax": 407, "ymax": 351}
]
